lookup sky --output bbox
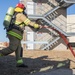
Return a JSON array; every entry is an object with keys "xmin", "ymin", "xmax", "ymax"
[
  {"xmin": 67, "ymin": 4, "xmax": 75, "ymax": 15},
  {"xmin": 0, "ymin": 1, "xmax": 75, "ymax": 42},
  {"xmin": 0, "ymin": 0, "xmax": 19, "ymax": 42}
]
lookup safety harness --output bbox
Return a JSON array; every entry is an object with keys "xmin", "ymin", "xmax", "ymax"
[{"xmin": 7, "ymin": 12, "xmax": 25, "ymax": 40}]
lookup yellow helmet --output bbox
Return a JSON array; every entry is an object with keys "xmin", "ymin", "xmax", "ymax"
[{"xmin": 15, "ymin": 7, "xmax": 23, "ymax": 12}]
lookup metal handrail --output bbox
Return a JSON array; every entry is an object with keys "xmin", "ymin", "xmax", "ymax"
[
  {"xmin": 40, "ymin": 36, "xmax": 58, "ymax": 49},
  {"xmin": 44, "ymin": 6, "xmax": 60, "ymax": 17},
  {"xmin": 28, "ymin": 1, "xmax": 75, "ymax": 36},
  {"xmin": 64, "ymin": 0, "xmax": 75, "ymax": 3},
  {"xmin": 41, "ymin": 37, "xmax": 60, "ymax": 50},
  {"xmin": 28, "ymin": 14, "xmax": 75, "ymax": 36}
]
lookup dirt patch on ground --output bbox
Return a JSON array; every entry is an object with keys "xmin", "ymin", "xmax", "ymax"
[
  {"xmin": 23, "ymin": 50, "xmax": 75, "ymax": 68},
  {"xmin": 0, "ymin": 50, "xmax": 75, "ymax": 75}
]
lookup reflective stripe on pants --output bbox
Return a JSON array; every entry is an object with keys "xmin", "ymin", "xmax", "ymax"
[{"xmin": 7, "ymin": 31, "xmax": 22, "ymax": 40}]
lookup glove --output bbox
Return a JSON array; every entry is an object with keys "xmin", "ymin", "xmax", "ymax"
[{"xmin": 33, "ymin": 23, "xmax": 40, "ymax": 29}]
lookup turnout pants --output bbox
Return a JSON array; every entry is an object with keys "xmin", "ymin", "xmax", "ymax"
[{"xmin": 1, "ymin": 34, "xmax": 22, "ymax": 61}]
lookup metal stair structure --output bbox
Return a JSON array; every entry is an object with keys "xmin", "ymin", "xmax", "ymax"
[
  {"xmin": 22, "ymin": 0, "xmax": 75, "ymax": 57},
  {"xmin": 38, "ymin": 22, "xmax": 61, "ymax": 50},
  {"xmin": 28, "ymin": 3, "xmax": 75, "ymax": 36},
  {"xmin": 28, "ymin": 0, "xmax": 75, "ymax": 50},
  {"xmin": 40, "ymin": 37, "xmax": 61, "ymax": 50}
]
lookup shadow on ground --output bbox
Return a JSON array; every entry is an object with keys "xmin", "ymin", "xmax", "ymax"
[{"xmin": 0, "ymin": 55, "xmax": 74, "ymax": 75}]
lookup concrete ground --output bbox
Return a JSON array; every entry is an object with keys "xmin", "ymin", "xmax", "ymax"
[
  {"xmin": 0, "ymin": 50, "xmax": 75, "ymax": 75},
  {"xmin": 30, "ymin": 69, "xmax": 75, "ymax": 75},
  {"xmin": 24, "ymin": 50, "xmax": 75, "ymax": 75}
]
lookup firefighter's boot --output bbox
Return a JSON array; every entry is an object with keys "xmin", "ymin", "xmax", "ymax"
[{"xmin": 16, "ymin": 59, "xmax": 28, "ymax": 68}]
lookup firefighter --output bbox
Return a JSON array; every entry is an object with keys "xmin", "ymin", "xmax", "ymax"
[{"xmin": 0, "ymin": 3, "xmax": 41, "ymax": 67}]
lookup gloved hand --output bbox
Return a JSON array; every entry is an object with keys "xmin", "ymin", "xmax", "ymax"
[{"xmin": 34, "ymin": 25, "xmax": 42, "ymax": 32}]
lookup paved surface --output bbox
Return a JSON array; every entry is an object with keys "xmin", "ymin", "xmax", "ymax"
[
  {"xmin": 29, "ymin": 69, "xmax": 75, "ymax": 75},
  {"xmin": 24, "ymin": 50, "xmax": 75, "ymax": 75},
  {"xmin": 0, "ymin": 50, "xmax": 75, "ymax": 75}
]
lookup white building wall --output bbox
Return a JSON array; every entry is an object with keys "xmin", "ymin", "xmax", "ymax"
[
  {"xmin": 67, "ymin": 15, "xmax": 75, "ymax": 43},
  {"xmin": 67, "ymin": 15, "xmax": 75, "ymax": 32}
]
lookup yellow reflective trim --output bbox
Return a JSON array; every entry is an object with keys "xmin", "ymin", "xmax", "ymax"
[
  {"xmin": 7, "ymin": 31, "xmax": 22, "ymax": 40},
  {"xmin": 15, "ymin": 21, "xmax": 21, "ymax": 25},
  {"xmin": 17, "ymin": 59, "xmax": 23, "ymax": 64},
  {"xmin": 15, "ymin": 21, "xmax": 23, "ymax": 27},
  {"xmin": 24, "ymin": 18, "xmax": 30, "ymax": 25}
]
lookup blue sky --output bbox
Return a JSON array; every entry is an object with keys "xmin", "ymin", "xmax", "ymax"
[
  {"xmin": 67, "ymin": 4, "xmax": 75, "ymax": 15},
  {"xmin": 0, "ymin": 1, "xmax": 75, "ymax": 42},
  {"xmin": 0, "ymin": 0, "xmax": 19, "ymax": 42}
]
